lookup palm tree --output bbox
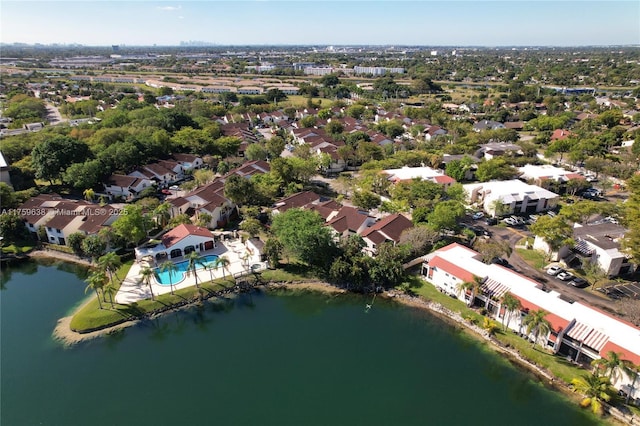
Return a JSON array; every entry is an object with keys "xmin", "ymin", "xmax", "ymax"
[
  {"xmin": 570, "ymin": 373, "xmax": 615, "ymax": 416},
  {"xmin": 456, "ymin": 275, "xmax": 484, "ymax": 307},
  {"xmin": 153, "ymin": 202, "xmax": 172, "ymax": 229},
  {"xmin": 592, "ymin": 351, "xmax": 633, "ymax": 384},
  {"xmin": 85, "ymin": 270, "xmax": 107, "ymax": 310},
  {"xmin": 159, "ymin": 260, "xmax": 178, "ymax": 295},
  {"xmin": 185, "ymin": 251, "xmax": 206, "ymax": 288},
  {"xmin": 214, "ymin": 256, "xmax": 231, "ymax": 279},
  {"xmin": 97, "ymin": 252, "xmax": 121, "ymax": 290},
  {"xmin": 83, "ymin": 188, "xmax": 95, "ymax": 202},
  {"xmin": 103, "ymin": 282, "xmax": 116, "ymax": 308},
  {"xmin": 139, "ymin": 267, "xmax": 155, "ymax": 300},
  {"xmin": 522, "ymin": 309, "xmax": 552, "ymax": 349},
  {"xmin": 500, "ymin": 292, "xmax": 522, "ymax": 331}
]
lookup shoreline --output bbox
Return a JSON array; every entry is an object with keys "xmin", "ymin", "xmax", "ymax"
[
  {"xmin": 29, "ymin": 249, "xmax": 94, "ymax": 267},
  {"xmin": 51, "ymin": 278, "xmax": 632, "ymax": 424}
]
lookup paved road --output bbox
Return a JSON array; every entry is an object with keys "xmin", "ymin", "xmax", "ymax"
[
  {"xmin": 476, "ymin": 219, "xmax": 621, "ymax": 314},
  {"xmin": 45, "ymin": 102, "xmax": 66, "ymax": 125}
]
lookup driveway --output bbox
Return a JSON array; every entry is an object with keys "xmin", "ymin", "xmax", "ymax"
[
  {"xmin": 473, "ymin": 219, "xmax": 621, "ymax": 313},
  {"xmin": 45, "ymin": 102, "xmax": 67, "ymax": 126}
]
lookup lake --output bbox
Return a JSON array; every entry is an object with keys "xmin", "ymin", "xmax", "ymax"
[{"xmin": 0, "ymin": 260, "xmax": 600, "ymax": 426}]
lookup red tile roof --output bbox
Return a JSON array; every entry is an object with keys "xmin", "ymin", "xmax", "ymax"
[
  {"xmin": 600, "ymin": 341, "xmax": 640, "ymax": 365},
  {"xmin": 273, "ymin": 191, "xmax": 321, "ymax": 212},
  {"xmin": 433, "ymin": 175, "xmax": 456, "ymax": 184},
  {"xmin": 428, "ymin": 256, "xmax": 477, "ymax": 283},
  {"xmin": 161, "ymin": 224, "xmax": 213, "ymax": 248},
  {"xmin": 513, "ymin": 296, "xmax": 570, "ymax": 333},
  {"xmin": 361, "ymin": 213, "xmax": 413, "ymax": 242}
]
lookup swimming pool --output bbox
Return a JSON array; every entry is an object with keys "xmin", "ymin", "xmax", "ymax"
[{"xmin": 155, "ymin": 255, "xmax": 219, "ymax": 285}]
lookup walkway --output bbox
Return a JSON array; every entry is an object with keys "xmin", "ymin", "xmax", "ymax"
[{"xmin": 115, "ymin": 239, "xmax": 265, "ymax": 304}]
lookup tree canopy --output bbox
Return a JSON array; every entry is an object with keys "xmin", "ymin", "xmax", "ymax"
[{"xmin": 270, "ymin": 208, "xmax": 337, "ymax": 268}]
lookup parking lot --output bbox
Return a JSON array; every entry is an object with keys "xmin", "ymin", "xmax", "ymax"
[{"xmin": 599, "ymin": 281, "xmax": 640, "ymax": 300}]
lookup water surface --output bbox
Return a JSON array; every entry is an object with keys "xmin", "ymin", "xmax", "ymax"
[{"xmin": 0, "ymin": 260, "xmax": 600, "ymax": 426}]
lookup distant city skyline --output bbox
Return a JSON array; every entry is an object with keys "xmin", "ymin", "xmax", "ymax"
[{"xmin": 2, "ymin": 1, "xmax": 639, "ymax": 47}]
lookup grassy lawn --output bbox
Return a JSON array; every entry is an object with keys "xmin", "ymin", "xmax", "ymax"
[
  {"xmin": 282, "ymin": 95, "xmax": 334, "ymax": 108},
  {"xmin": 407, "ymin": 276, "xmax": 590, "ymax": 385},
  {"xmin": 1, "ymin": 241, "xmax": 35, "ymax": 254},
  {"xmin": 70, "ymin": 259, "xmax": 237, "ymax": 332},
  {"xmin": 516, "ymin": 247, "xmax": 548, "ymax": 270},
  {"xmin": 259, "ymin": 261, "xmax": 317, "ymax": 283}
]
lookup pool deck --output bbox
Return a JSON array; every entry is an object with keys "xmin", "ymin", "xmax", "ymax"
[{"xmin": 115, "ymin": 239, "xmax": 264, "ymax": 304}]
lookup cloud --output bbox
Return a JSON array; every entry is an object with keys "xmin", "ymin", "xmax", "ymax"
[{"xmin": 157, "ymin": 6, "xmax": 181, "ymax": 11}]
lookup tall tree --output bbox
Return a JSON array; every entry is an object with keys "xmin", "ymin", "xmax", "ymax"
[
  {"xmin": 270, "ymin": 208, "xmax": 337, "ymax": 268},
  {"xmin": 159, "ymin": 260, "xmax": 178, "ymax": 295},
  {"xmin": 81, "ymin": 235, "xmax": 106, "ymax": 261},
  {"xmin": 213, "ymin": 256, "xmax": 231, "ymax": 278},
  {"xmin": 592, "ymin": 351, "xmax": 633, "ymax": 383},
  {"xmin": 456, "ymin": 275, "xmax": 484, "ymax": 307},
  {"xmin": 500, "ymin": 292, "xmax": 522, "ymax": 331},
  {"xmin": 31, "ymin": 136, "xmax": 90, "ymax": 183},
  {"xmin": 522, "ymin": 309, "xmax": 551, "ymax": 349},
  {"xmin": 570, "ymin": 373, "xmax": 615, "ymax": 416},
  {"xmin": 97, "ymin": 252, "xmax": 122, "ymax": 294},
  {"xmin": 111, "ymin": 204, "xmax": 152, "ymax": 246},
  {"xmin": 139, "ymin": 267, "xmax": 156, "ymax": 300},
  {"xmin": 185, "ymin": 251, "xmax": 206, "ymax": 288},
  {"xmin": 529, "ymin": 215, "xmax": 574, "ymax": 257},
  {"xmin": 84, "ymin": 270, "xmax": 107, "ymax": 310}
]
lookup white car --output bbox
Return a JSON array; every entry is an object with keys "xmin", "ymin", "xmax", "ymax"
[
  {"xmin": 503, "ymin": 217, "xmax": 517, "ymax": 226},
  {"xmin": 546, "ymin": 265, "xmax": 564, "ymax": 276},
  {"xmin": 557, "ymin": 271, "xmax": 575, "ymax": 281},
  {"xmin": 472, "ymin": 212, "xmax": 484, "ymax": 220}
]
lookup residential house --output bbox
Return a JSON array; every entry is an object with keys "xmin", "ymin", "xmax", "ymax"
[
  {"xmin": 172, "ymin": 153, "xmax": 204, "ymax": 172},
  {"xmin": 325, "ymin": 206, "xmax": 376, "ymax": 238},
  {"xmin": 360, "ymin": 213, "xmax": 413, "ymax": 256},
  {"xmin": 518, "ymin": 164, "xmax": 584, "ymax": 186},
  {"xmin": 558, "ymin": 222, "xmax": 636, "ymax": 277},
  {"xmin": 134, "ymin": 223, "xmax": 215, "ymax": 262},
  {"xmin": 422, "ymin": 243, "xmax": 640, "ymax": 398},
  {"xmin": 182, "ymin": 180, "xmax": 234, "ymax": 228},
  {"xmin": 550, "ymin": 129, "xmax": 574, "ymax": 141},
  {"xmin": 424, "ymin": 125, "xmax": 447, "ymax": 141},
  {"xmin": 472, "ymin": 120, "xmax": 505, "ymax": 132},
  {"xmin": 18, "ymin": 195, "xmax": 118, "ymax": 245},
  {"xmin": 476, "ymin": 142, "xmax": 523, "ymax": 160},
  {"xmin": 129, "ymin": 162, "xmax": 178, "ymax": 188},
  {"xmin": 271, "ymin": 191, "xmax": 322, "ymax": 214},
  {"xmin": 464, "ymin": 179, "xmax": 559, "ymax": 217},
  {"xmin": 383, "ymin": 166, "xmax": 456, "ymax": 188},
  {"xmin": 104, "ymin": 174, "xmax": 153, "ymax": 199}
]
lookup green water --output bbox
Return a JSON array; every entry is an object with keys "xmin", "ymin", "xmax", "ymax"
[{"xmin": 1, "ymin": 260, "xmax": 600, "ymax": 426}]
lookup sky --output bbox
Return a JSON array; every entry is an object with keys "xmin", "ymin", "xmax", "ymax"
[{"xmin": 1, "ymin": 1, "xmax": 639, "ymax": 47}]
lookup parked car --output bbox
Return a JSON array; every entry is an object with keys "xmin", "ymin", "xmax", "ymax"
[
  {"xmin": 485, "ymin": 217, "xmax": 498, "ymax": 226},
  {"xmin": 169, "ymin": 185, "xmax": 180, "ymax": 191},
  {"xmin": 528, "ymin": 214, "xmax": 539, "ymax": 223},
  {"xmin": 546, "ymin": 266, "xmax": 564, "ymax": 276},
  {"xmin": 503, "ymin": 217, "xmax": 517, "ymax": 226},
  {"xmin": 472, "ymin": 212, "xmax": 484, "ymax": 220},
  {"xmin": 161, "ymin": 189, "xmax": 172, "ymax": 195},
  {"xmin": 508, "ymin": 216, "xmax": 526, "ymax": 226},
  {"xmin": 547, "ymin": 211, "xmax": 557, "ymax": 217},
  {"xmin": 491, "ymin": 257, "xmax": 510, "ymax": 267},
  {"xmin": 569, "ymin": 277, "xmax": 589, "ymax": 288},
  {"xmin": 557, "ymin": 271, "xmax": 575, "ymax": 281}
]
